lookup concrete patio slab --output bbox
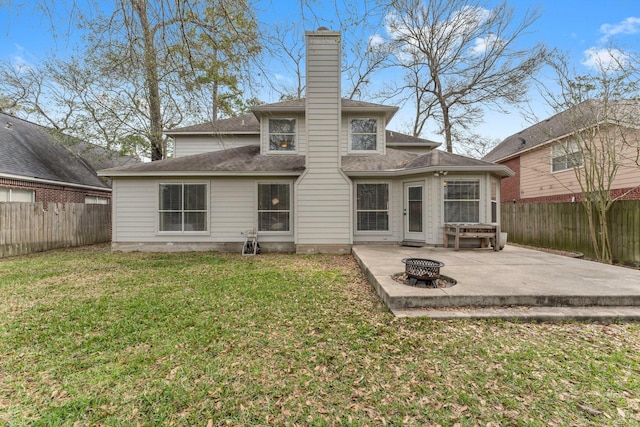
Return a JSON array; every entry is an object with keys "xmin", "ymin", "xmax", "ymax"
[{"xmin": 352, "ymin": 244, "xmax": 640, "ymax": 320}]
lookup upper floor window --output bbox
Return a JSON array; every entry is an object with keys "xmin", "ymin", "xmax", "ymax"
[
  {"xmin": 444, "ymin": 180, "xmax": 480, "ymax": 223},
  {"xmin": 552, "ymin": 140, "xmax": 583, "ymax": 172},
  {"xmin": 350, "ymin": 118, "xmax": 377, "ymax": 151},
  {"xmin": 269, "ymin": 119, "xmax": 296, "ymax": 151},
  {"xmin": 158, "ymin": 183, "xmax": 207, "ymax": 232}
]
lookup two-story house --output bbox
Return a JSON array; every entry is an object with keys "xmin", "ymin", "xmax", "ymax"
[
  {"xmin": 99, "ymin": 28, "xmax": 513, "ymax": 253},
  {"xmin": 484, "ymin": 100, "xmax": 640, "ymax": 203}
]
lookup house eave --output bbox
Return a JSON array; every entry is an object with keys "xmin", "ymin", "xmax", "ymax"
[
  {"xmin": 343, "ymin": 105, "xmax": 398, "ymax": 121},
  {"xmin": 98, "ymin": 170, "xmax": 304, "ymax": 178},
  {"xmin": 386, "ymin": 142, "xmax": 441, "ymax": 149},
  {"xmin": 344, "ymin": 165, "xmax": 515, "ymax": 178},
  {"xmin": 0, "ymin": 172, "xmax": 111, "ymax": 192},
  {"xmin": 164, "ymin": 130, "xmax": 259, "ymax": 136}
]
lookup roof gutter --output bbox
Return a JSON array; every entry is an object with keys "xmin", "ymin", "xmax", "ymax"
[
  {"xmin": 0, "ymin": 172, "xmax": 111, "ymax": 192},
  {"xmin": 344, "ymin": 165, "xmax": 515, "ymax": 178},
  {"xmin": 164, "ymin": 131, "xmax": 259, "ymax": 136},
  {"xmin": 97, "ymin": 170, "xmax": 304, "ymax": 178}
]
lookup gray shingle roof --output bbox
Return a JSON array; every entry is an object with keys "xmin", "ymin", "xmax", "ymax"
[
  {"xmin": 166, "ymin": 113, "xmax": 259, "ymax": 134},
  {"xmin": 483, "ymin": 99, "xmax": 640, "ymax": 163},
  {"xmin": 99, "ymin": 145, "xmax": 305, "ymax": 175},
  {"xmin": 385, "ymin": 130, "xmax": 441, "ymax": 147},
  {"xmin": 342, "ymin": 148, "xmax": 510, "ymax": 175},
  {"xmin": 101, "ymin": 146, "xmax": 511, "ymax": 177},
  {"xmin": 0, "ymin": 112, "xmax": 111, "ymax": 189}
]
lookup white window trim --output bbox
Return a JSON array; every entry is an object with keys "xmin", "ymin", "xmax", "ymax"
[
  {"xmin": 443, "ymin": 179, "xmax": 481, "ymax": 224},
  {"xmin": 551, "ymin": 139, "xmax": 584, "ymax": 173},
  {"xmin": 85, "ymin": 196, "xmax": 109, "ymax": 205},
  {"xmin": 0, "ymin": 188, "xmax": 35, "ymax": 202},
  {"xmin": 348, "ymin": 117, "xmax": 379, "ymax": 153},
  {"xmin": 256, "ymin": 181, "xmax": 294, "ymax": 235},
  {"xmin": 156, "ymin": 181, "xmax": 210, "ymax": 235},
  {"xmin": 267, "ymin": 118, "xmax": 298, "ymax": 154},
  {"xmin": 354, "ymin": 181, "xmax": 392, "ymax": 234}
]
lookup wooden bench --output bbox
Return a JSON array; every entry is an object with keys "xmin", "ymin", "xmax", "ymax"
[{"xmin": 443, "ymin": 223, "xmax": 500, "ymax": 251}]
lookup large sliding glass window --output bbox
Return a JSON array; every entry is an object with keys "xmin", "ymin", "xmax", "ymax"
[
  {"xmin": 444, "ymin": 180, "xmax": 480, "ymax": 223},
  {"xmin": 158, "ymin": 183, "xmax": 207, "ymax": 232},
  {"xmin": 258, "ymin": 183, "xmax": 291, "ymax": 232},
  {"xmin": 356, "ymin": 183, "xmax": 389, "ymax": 231}
]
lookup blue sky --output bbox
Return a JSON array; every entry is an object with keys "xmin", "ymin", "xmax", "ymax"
[{"xmin": 1, "ymin": 0, "xmax": 639, "ymax": 144}]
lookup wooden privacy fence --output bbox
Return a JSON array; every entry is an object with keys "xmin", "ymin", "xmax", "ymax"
[
  {"xmin": 0, "ymin": 202, "xmax": 111, "ymax": 258},
  {"xmin": 501, "ymin": 200, "xmax": 640, "ymax": 266}
]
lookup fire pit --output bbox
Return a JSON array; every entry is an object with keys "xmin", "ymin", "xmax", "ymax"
[{"xmin": 401, "ymin": 258, "xmax": 445, "ymax": 287}]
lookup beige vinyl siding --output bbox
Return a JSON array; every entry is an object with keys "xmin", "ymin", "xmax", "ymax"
[
  {"xmin": 111, "ymin": 177, "xmax": 294, "ymax": 245},
  {"xmin": 519, "ymin": 134, "xmax": 640, "ymax": 200},
  {"xmin": 174, "ymin": 134, "xmax": 259, "ymax": 157},
  {"xmin": 296, "ymin": 31, "xmax": 352, "ymax": 246},
  {"xmin": 112, "ymin": 178, "xmax": 159, "ymax": 242}
]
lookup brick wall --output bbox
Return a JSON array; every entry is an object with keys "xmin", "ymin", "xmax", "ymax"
[
  {"xmin": 517, "ymin": 186, "xmax": 640, "ymax": 203},
  {"xmin": 0, "ymin": 177, "xmax": 111, "ymax": 205},
  {"xmin": 499, "ymin": 157, "xmax": 520, "ymax": 202}
]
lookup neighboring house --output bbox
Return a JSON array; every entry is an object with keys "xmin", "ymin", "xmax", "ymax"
[
  {"xmin": 0, "ymin": 112, "xmax": 137, "ymax": 204},
  {"xmin": 99, "ymin": 28, "xmax": 513, "ymax": 253},
  {"xmin": 484, "ymin": 100, "xmax": 640, "ymax": 203}
]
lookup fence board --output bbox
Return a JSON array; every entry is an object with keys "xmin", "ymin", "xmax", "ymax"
[
  {"xmin": 501, "ymin": 200, "xmax": 640, "ymax": 266},
  {"xmin": 0, "ymin": 202, "xmax": 111, "ymax": 258}
]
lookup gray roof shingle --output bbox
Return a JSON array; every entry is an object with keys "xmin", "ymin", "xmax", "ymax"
[
  {"xmin": 100, "ymin": 145, "xmax": 305, "ymax": 175},
  {"xmin": 0, "ymin": 112, "xmax": 111, "ymax": 189},
  {"xmin": 101, "ymin": 146, "xmax": 510, "ymax": 177},
  {"xmin": 483, "ymin": 99, "xmax": 640, "ymax": 163},
  {"xmin": 342, "ymin": 148, "xmax": 508, "ymax": 174}
]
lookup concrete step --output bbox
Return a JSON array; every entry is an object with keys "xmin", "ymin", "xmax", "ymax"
[{"xmin": 393, "ymin": 306, "xmax": 640, "ymax": 321}]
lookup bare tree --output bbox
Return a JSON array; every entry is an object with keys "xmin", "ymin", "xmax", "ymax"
[
  {"xmin": 1, "ymin": 0, "xmax": 261, "ymax": 160},
  {"xmin": 383, "ymin": 0, "xmax": 548, "ymax": 152},
  {"xmin": 261, "ymin": 0, "xmax": 390, "ymax": 101},
  {"xmin": 540, "ymin": 49, "xmax": 640, "ymax": 263}
]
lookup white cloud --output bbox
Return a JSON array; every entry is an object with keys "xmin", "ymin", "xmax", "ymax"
[
  {"xmin": 385, "ymin": 3, "xmax": 497, "ymax": 60},
  {"xmin": 600, "ymin": 16, "xmax": 640, "ymax": 39},
  {"xmin": 469, "ymin": 34, "xmax": 501, "ymax": 55},
  {"xmin": 368, "ymin": 34, "xmax": 385, "ymax": 49},
  {"xmin": 581, "ymin": 47, "xmax": 630, "ymax": 70}
]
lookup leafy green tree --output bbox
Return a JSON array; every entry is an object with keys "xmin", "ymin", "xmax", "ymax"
[{"xmin": 0, "ymin": 0, "xmax": 261, "ymax": 160}]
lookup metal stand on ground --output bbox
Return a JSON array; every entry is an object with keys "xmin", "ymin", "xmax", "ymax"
[{"xmin": 242, "ymin": 228, "xmax": 259, "ymax": 256}]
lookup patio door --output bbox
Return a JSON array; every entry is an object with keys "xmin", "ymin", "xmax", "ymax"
[{"xmin": 404, "ymin": 182, "xmax": 425, "ymax": 241}]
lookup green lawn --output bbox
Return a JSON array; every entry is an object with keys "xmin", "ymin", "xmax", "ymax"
[{"xmin": 1, "ymin": 246, "xmax": 639, "ymax": 426}]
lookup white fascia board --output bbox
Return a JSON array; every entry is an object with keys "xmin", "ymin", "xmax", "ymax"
[
  {"xmin": 98, "ymin": 170, "xmax": 304, "ymax": 178},
  {"xmin": 0, "ymin": 172, "xmax": 112, "ymax": 192},
  {"xmin": 164, "ymin": 131, "xmax": 259, "ymax": 136},
  {"xmin": 343, "ymin": 105, "xmax": 398, "ymax": 121},
  {"xmin": 344, "ymin": 165, "xmax": 515, "ymax": 178}
]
